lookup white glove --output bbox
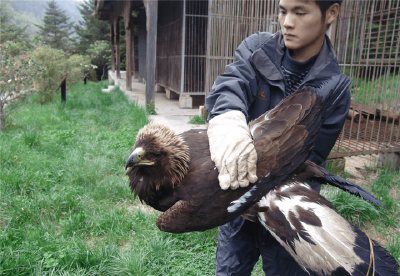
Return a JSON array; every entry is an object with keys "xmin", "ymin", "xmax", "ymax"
[{"xmin": 207, "ymin": 110, "xmax": 258, "ymax": 190}]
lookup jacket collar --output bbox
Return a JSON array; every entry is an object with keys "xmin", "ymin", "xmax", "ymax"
[{"xmin": 250, "ymin": 31, "xmax": 341, "ymax": 84}]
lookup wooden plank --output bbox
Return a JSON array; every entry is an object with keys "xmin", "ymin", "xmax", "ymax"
[
  {"xmin": 377, "ymin": 109, "xmax": 400, "ymax": 125},
  {"xmin": 350, "ymin": 101, "xmax": 380, "ymax": 118},
  {"xmin": 346, "ymin": 109, "xmax": 362, "ymax": 123}
]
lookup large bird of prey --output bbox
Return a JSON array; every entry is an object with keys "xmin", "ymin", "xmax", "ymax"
[{"xmin": 125, "ymin": 76, "xmax": 399, "ymax": 275}]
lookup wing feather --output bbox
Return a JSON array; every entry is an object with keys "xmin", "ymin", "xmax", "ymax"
[{"xmin": 257, "ymin": 180, "xmax": 399, "ymax": 276}]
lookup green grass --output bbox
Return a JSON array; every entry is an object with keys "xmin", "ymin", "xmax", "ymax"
[
  {"xmin": 1, "ymin": 80, "xmax": 398, "ymax": 274},
  {"xmin": 189, "ymin": 115, "xmax": 207, "ymax": 125},
  {"xmin": 322, "ymin": 165, "xmax": 400, "ymax": 265},
  {"xmin": 352, "ymin": 72, "xmax": 400, "ymax": 105},
  {"xmin": 0, "ymin": 81, "xmax": 218, "ymax": 275}
]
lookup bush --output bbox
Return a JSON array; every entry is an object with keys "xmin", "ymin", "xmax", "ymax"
[
  {"xmin": 28, "ymin": 47, "xmax": 96, "ymax": 104},
  {"xmin": 87, "ymin": 40, "xmax": 111, "ymax": 80},
  {"xmin": 28, "ymin": 47, "xmax": 66, "ymax": 104},
  {"xmin": 0, "ymin": 44, "xmax": 42, "ymax": 130},
  {"xmin": 64, "ymin": 54, "xmax": 96, "ymax": 86}
]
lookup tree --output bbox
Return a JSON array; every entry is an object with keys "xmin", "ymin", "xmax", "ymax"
[
  {"xmin": 74, "ymin": 0, "xmax": 109, "ymax": 54},
  {"xmin": 0, "ymin": 0, "xmax": 31, "ymax": 53},
  {"xmin": 35, "ymin": 0, "xmax": 74, "ymax": 51}
]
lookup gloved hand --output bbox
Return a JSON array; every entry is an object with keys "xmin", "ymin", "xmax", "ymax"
[{"xmin": 207, "ymin": 110, "xmax": 258, "ymax": 190}]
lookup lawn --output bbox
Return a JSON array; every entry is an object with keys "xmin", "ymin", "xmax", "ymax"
[
  {"xmin": 352, "ymin": 72, "xmax": 400, "ymax": 106},
  {"xmin": 0, "ymin": 81, "xmax": 399, "ymax": 275},
  {"xmin": 0, "ymin": 81, "xmax": 217, "ymax": 275}
]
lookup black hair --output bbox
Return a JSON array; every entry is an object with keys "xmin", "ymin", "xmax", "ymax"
[{"xmin": 315, "ymin": 0, "xmax": 342, "ymax": 19}]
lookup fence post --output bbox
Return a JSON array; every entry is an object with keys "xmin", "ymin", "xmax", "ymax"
[
  {"xmin": 56, "ymin": 73, "xmax": 68, "ymax": 103},
  {"xmin": 61, "ymin": 78, "xmax": 66, "ymax": 103}
]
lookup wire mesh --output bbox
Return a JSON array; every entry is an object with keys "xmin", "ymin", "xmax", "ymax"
[
  {"xmin": 205, "ymin": 0, "xmax": 280, "ymax": 96},
  {"xmin": 331, "ymin": 0, "xmax": 400, "ymax": 158},
  {"xmin": 205, "ymin": 0, "xmax": 400, "ymax": 158},
  {"xmin": 156, "ymin": 1, "xmax": 184, "ymax": 93},
  {"xmin": 184, "ymin": 0, "xmax": 208, "ymax": 94}
]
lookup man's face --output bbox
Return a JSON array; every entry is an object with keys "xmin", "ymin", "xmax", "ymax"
[{"xmin": 278, "ymin": 0, "xmax": 334, "ymax": 61}]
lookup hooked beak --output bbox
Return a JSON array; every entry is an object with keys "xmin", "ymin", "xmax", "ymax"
[{"xmin": 125, "ymin": 147, "xmax": 154, "ymax": 170}]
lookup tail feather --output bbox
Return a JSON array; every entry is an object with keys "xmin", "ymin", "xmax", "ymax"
[
  {"xmin": 257, "ymin": 180, "xmax": 399, "ymax": 276},
  {"xmin": 301, "ymin": 161, "xmax": 384, "ymax": 208}
]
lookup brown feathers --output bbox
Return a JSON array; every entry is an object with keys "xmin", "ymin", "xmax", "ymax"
[
  {"xmin": 124, "ymin": 82, "xmax": 400, "ymax": 276},
  {"xmin": 126, "ymin": 123, "xmax": 190, "ymax": 210},
  {"xmin": 126, "ymin": 87, "xmax": 328, "ymax": 231}
]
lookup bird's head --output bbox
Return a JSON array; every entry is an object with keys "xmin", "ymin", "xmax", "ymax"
[{"xmin": 125, "ymin": 123, "xmax": 190, "ymax": 206}]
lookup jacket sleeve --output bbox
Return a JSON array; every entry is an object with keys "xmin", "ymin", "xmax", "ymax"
[
  {"xmin": 206, "ymin": 32, "xmax": 270, "ymax": 120},
  {"xmin": 308, "ymin": 87, "xmax": 351, "ymax": 167}
]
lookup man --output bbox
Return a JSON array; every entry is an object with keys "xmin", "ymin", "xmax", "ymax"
[{"xmin": 206, "ymin": 0, "xmax": 350, "ymax": 275}]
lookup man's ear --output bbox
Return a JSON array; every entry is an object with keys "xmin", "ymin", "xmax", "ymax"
[{"xmin": 326, "ymin": 3, "xmax": 340, "ymax": 25}]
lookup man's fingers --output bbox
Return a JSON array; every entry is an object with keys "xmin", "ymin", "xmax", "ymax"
[
  {"xmin": 218, "ymin": 165, "xmax": 231, "ymax": 190},
  {"xmin": 237, "ymin": 155, "xmax": 250, "ymax": 188},
  {"xmin": 247, "ymin": 148, "xmax": 258, "ymax": 183},
  {"xmin": 226, "ymin": 158, "xmax": 239, "ymax": 190}
]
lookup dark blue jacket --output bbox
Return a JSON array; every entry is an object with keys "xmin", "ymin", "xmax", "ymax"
[{"xmin": 206, "ymin": 31, "xmax": 351, "ymax": 167}]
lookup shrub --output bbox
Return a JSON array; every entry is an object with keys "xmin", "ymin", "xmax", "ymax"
[
  {"xmin": 64, "ymin": 54, "xmax": 96, "ymax": 86},
  {"xmin": 28, "ymin": 46, "xmax": 66, "ymax": 104},
  {"xmin": 87, "ymin": 40, "xmax": 111, "ymax": 80},
  {"xmin": 28, "ymin": 47, "xmax": 96, "ymax": 104},
  {"xmin": 0, "ymin": 44, "xmax": 42, "ymax": 130}
]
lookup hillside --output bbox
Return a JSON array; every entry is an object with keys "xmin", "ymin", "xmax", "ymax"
[{"xmin": 10, "ymin": 0, "xmax": 83, "ymax": 36}]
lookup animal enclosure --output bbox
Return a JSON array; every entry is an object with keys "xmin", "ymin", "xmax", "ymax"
[
  {"xmin": 204, "ymin": 0, "xmax": 400, "ymax": 158},
  {"xmin": 331, "ymin": 0, "xmax": 400, "ymax": 158},
  {"xmin": 99, "ymin": 0, "xmax": 400, "ymax": 158},
  {"xmin": 156, "ymin": 0, "xmax": 208, "ymax": 94}
]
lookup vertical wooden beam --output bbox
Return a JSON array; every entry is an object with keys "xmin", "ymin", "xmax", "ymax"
[
  {"xmin": 115, "ymin": 16, "xmax": 121, "ymax": 79},
  {"xmin": 205, "ymin": 0, "xmax": 212, "ymax": 99},
  {"xmin": 144, "ymin": 0, "xmax": 158, "ymax": 110},
  {"xmin": 125, "ymin": 28, "xmax": 132, "ymax": 91},
  {"xmin": 123, "ymin": 1, "xmax": 132, "ymax": 91},
  {"xmin": 110, "ymin": 17, "xmax": 115, "ymax": 72},
  {"xmin": 131, "ymin": 19, "xmax": 135, "ymax": 77},
  {"xmin": 138, "ymin": 10, "xmax": 147, "ymax": 80}
]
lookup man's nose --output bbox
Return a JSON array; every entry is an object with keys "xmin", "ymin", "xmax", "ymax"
[{"xmin": 283, "ymin": 13, "xmax": 295, "ymax": 28}]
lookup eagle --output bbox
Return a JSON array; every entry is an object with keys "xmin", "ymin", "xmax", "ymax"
[{"xmin": 125, "ymin": 76, "xmax": 399, "ymax": 275}]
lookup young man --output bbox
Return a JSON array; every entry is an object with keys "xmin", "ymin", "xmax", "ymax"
[{"xmin": 206, "ymin": 0, "xmax": 350, "ymax": 275}]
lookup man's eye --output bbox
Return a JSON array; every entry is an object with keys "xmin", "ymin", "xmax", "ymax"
[
  {"xmin": 297, "ymin": 12, "xmax": 306, "ymax": 16},
  {"xmin": 279, "ymin": 10, "xmax": 286, "ymax": 15}
]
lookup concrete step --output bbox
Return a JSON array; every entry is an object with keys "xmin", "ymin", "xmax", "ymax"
[{"xmin": 101, "ymin": 85, "xmax": 116, "ymax": 93}]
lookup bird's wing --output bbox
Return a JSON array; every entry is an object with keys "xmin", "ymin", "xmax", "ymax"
[
  {"xmin": 156, "ymin": 129, "xmax": 265, "ymax": 233},
  {"xmin": 156, "ymin": 200, "xmax": 199, "ymax": 233},
  {"xmin": 228, "ymin": 90, "xmax": 324, "ymax": 214},
  {"xmin": 295, "ymin": 160, "xmax": 384, "ymax": 208},
  {"xmin": 228, "ymin": 75, "xmax": 352, "ymax": 215},
  {"xmin": 256, "ymin": 180, "xmax": 399, "ymax": 276}
]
